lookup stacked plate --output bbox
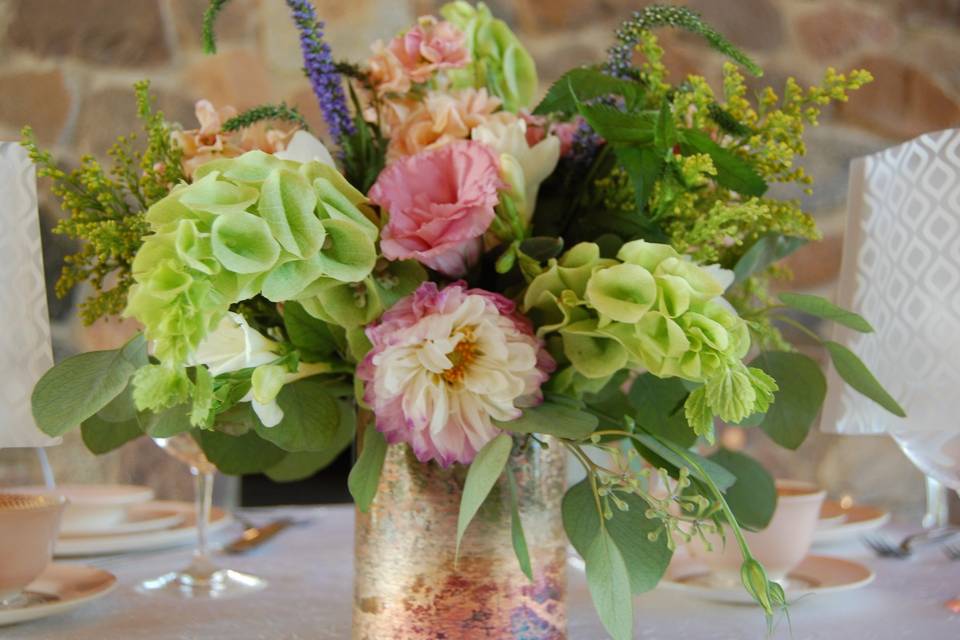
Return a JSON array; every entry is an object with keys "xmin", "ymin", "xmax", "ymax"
[{"xmin": 13, "ymin": 484, "xmax": 233, "ymax": 556}]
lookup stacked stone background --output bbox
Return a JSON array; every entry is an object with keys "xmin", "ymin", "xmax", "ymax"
[{"xmin": 0, "ymin": 0, "xmax": 957, "ymax": 512}]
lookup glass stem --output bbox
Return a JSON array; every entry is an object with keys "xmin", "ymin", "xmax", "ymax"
[
  {"xmin": 193, "ymin": 468, "xmax": 215, "ymax": 566},
  {"xmin": 924, "ymin": 476, "xmax": 949, "ymax": 529}
]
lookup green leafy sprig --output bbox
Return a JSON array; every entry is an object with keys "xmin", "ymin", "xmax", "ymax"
[
  {"xmin": 222, "ymin": 102, "xmax": 310, "ymax": 133},
  {"xmin": 202, "ymin": 0, "xmax": 232, "ymax": 54}
]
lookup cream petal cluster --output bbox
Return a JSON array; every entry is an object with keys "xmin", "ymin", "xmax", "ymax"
[
  {"xmin": 357, "ymin": 281, "xmax": 554, "ymax": 466},
  {"xmin": 523, "ymin": 240, "xmax": 775, "ymax": 433}
]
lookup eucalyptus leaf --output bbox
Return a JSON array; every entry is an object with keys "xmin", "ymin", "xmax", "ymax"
[
  {"xmin": 143, "ymin": 403, "xmax": 193, "ymax": 438},
  {"xmin": 825, "ymin": 341, "xmax": 906, "ymax": 417},
  {"xmin": 195, "ymin": 429, "xmax": 286, "ymax": 475},
  {"xmin": 254, "ymin": 378, "xmax": 339, "ymax": 452},
  {"xmin": 633, "ymin": 432, "xmax": 736, "ymax": 490},
  {"xmin": 751, "ymin": 351, "xmax": 826, "ymax": 450},
  {"xmin": 585, "ymin": 529, "xmax": 634, "ymax": 640},
  {"xmin": 562, "ymin": 480, "xmax": 672, "ymax": 594},
  {"xmin": 708, "ymin": 448, "xmax": 776, "ymax": 531},
  {"xmin": 81, "ymin": 413, "xmax": 142, "ymax": 454},
  {"xmin": 779, "ymin": 292, "xmax": 874, "ymax": 333},
  {"xmin": 507, "ymin": 473, "xmax": 533, "ymax": 581},
  {"xmin": 732, "ymin": 235, "xmax": 806, "ymax": 284},
  {"xmin": 32, "ymin": 334, "xmax": 147, "ymax": 437},
  {"xmin": 456, "ymin": 433, "xmax": 513, "ymax": 554},
  {"xmin": 628, "ymin": 373, "xmax": 696, "ymax": 447},
  {"xmin": 494, "ymin": 402, "xmax": 598, "ymax": 440},
  {"xmin": 96, "ymin": 383, "xmax": 138, "ymax": 423},
  {"xmin": 349, "ymin": 425, "xmax": 388, "ymax": 512},
  {"xmin": 265, "ymin": 401, "xmax": 356, "ymax": 481}
]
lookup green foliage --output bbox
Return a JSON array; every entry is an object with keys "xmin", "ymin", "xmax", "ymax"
[
  {"xmin": 195, "ymin": 428, "xmax": 286, "ymax": 475},
  {"xmin": 32, "ymin": 334, "xmax": 147, "ymax": 437},
  {"xmin": 265, "ymin": 399, "xmax": 356, "ymax": 481},
  {"xmin": 349, "ymin": 425, "xmax": 387, "ymax": 512},
  {"xmin": 708, "ymin": 448, "xmax": 776, "ymax": 531},
  {"xmin": 751, "ymin": 351, "xmax": 826, "ymax": 450},
  {"xmin": 732, "ymin": 235, "xmax": 807, "ymax": 284},
  {"xmin": 22, "ymin": 82, "xmax": 185, "ymax": 323},
  {"xmin": 496, "ymin": 401, "xmax": 598, "ymax": 440},
  {"xmin": 506, "ymin": 473, "xmax": 533, "ymax": 581},
  {"xmin": 824, "ymin": 342, "xmax": 906, "ymax": 417},
  {"xmin": 533, "ymin": 67, "xmax": 643, "ymax": 116},
  {"xmin": 456, "ymin": 433, "xmax": 513, "ymax": 554},
  {"xmin": 81, "ymin": 413, "xmax": 142, "ymax": 454},
  {"xmin": 201, "ymin": 0, "xmax": 232, "ymax": 54},
  {"xmin": 254, "ymin": 377, "xmax": 340, "ymax": 451},
  {"xmin": 627, "ymin": 374, "xmax": 696, "ymax": 447},
  {"xmin": 779, "ymin": 292, "xmax": 874, "ymax": 333},
  {"xmin": 222, "ymin": 103, "xmax": 310, "ymax": 133},
  {"xmin": 585, "ymin": 529, "xmax": 633, "ymax": 640}
]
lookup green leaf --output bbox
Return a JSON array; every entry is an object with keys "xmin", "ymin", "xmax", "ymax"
[
  {"xmin": 654, "ymin": 97, "xmax": 677, "ymax": 150},
  {"xmin": 348, "ymin": 425, "xmax": 388, "ymax": 512},
  {"xmin": 494, "ymin": 401, "xmax": 598, "ymax": 440},
  {"xmin": 633, "ymin": 432, "xmax": 736, "ymax": 490},
  {"xmin": 142, "ymin": 403, "xmax": 193, "ymax": 438},
  {"xmin": 779, "ymin": 292, "xmax": 874, "ymax": 333},
  {"xmin": 824, "ymin": 341, "xmax": 906, "ymax": 417},
  {"xmin": 578, "ymin": 104, "xmax": 656, "ymax": 145},
  {"xmin": 732, "ymin": 235, "xmax": 806, "ymax": 284},
  {"xmin": 533, "ymin": 67, "xmax": 643, "ymax": 115},
  {"xmin": 456, "ymin": 433, "xmax": 513, "ymax": 554},
  {"xmin": 266, "ymin": 401, "xmax": 356, "ymax": 481},
  {"xmin": 585, "ymin": 529, "xmax": 634, "ymax": 640},
  {"xmin": 680, "ymin": 129, "xmax": 767, "ymax": 196},
  {"xmin": 562, "ymin": 480, "xmax": 672, "ymax": 594},
  {"xmin": 613, "ymin": 146, "xmax": 664, "ymax": 214},
  {"xmin": 32, "ymin": 334, "xmax": 147, "ymax": 437},
  {"xmin": 628, "ymin": 374, "xmax": 696, "ymax": 447},
  {"xmin": 507, "ymin": 473, "xmax": 533, "ymax": 581},
  {"xmin": 254, "ymin": 378, "xmax": 339, "ymax": 452},
  {"xmin": 751, "ymin": 351, "xmax": 826, "ymax": 449},
  {"xmin": 195, "ymin": 429, "xmax": 286, "ymax": 475},
  {"xmin": 81, "ymin": 413, "xmax": 142, "ymax": 454},
  {"xmin": 708, "ymin": 448, "xmax": 776, "ymax": 531},
  {"xmin": 283, "ymin": 301, "xmax": 341, "ymax": 360},
  {"xmin": 96, "ymin": 383, "xmax": 139, "ymax": 423}
]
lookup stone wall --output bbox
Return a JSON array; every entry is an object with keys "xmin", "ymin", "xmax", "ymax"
[{"xmin": 0, "ymin": 0, "xmax": 957, "ymax": 512}]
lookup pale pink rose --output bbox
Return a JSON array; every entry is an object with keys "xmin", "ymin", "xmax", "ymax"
[
  {"xmin": 389, "ymin": 16, "xmax": 469, "ymax": 84},
  {"xmin": 387, "ymin": 88, "xmax": 508, "ymax": 159},
  {"xmin": 357, "ymin": 281, "xmax": 555, "ymax": 467},
  {"xmin": 368, "ymin": 140, "xmax": 504, "ymax": 277}
]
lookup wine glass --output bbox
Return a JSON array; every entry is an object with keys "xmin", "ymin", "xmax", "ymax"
[
  {"xmin": 890, "ymin": 429, "xmax": 960, "ymax": 529},
  {"xmin": 135, "ymin": 433, "xmax": 266, "ymax": 598}
]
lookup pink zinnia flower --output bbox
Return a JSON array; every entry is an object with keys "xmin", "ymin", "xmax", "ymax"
[
  {"xmin": 357, "ymin": 281, "xmax": 555, "ymax": 467},
  {"xmin": 369, "ymin": 140, "xmax": 504, "ymax": 277}
]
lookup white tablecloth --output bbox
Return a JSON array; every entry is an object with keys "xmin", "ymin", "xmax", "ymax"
[{"xmin": 7, "ymin": 505, "xmax": 959, "ymax": 639}]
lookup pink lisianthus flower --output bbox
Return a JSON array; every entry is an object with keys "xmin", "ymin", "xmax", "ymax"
[
  {"xmin": 390, "ymin": 16, "xmax": 469, "ymax": 83},
  {"xmin": 357, "ymin": 281, "xmax": 555, "ymax": 467},
  {"xmin": 369, "ymin": 140, "xmax": 504, "ymax": 277}
]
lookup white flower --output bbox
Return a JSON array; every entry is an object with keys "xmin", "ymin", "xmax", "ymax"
[
  {"xmin": 191, "ymin": 312, "xmax": 280, "ymax": 376},
  {"xmin": 274, "ymin": 130, "xmax": 336, "ymax": 167},
  {"xmin": 471, "ymin": 119, "xmax": 560, "ymax": 222}
]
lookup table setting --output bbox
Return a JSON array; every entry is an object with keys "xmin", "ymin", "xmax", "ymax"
[{"xmin": 1, "ymin": 1, "xmax": 959, "ymax": 638}]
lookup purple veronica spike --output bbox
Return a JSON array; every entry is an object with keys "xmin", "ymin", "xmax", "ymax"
[{"xmin": 286, "ymin": 0, "xmax": 355, "ymax": 143}]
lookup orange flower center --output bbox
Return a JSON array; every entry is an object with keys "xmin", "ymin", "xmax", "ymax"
[{"xmin": 441, "ymin": 329, "xmax": 479, "ymax": 384}]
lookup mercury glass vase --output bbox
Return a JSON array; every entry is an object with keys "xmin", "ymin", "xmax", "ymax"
[{"xmin": 353, "ymin": 425, "xmax": 567, "ymax": 639}]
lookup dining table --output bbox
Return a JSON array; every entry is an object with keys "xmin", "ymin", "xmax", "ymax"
[{"xmin": 6, "ymin": 504, "xmax": 959, "ymax": 640}]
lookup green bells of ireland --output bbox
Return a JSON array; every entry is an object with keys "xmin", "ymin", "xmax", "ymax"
[
  {"xmin": 124, "ymin": 150, "xmax": 411, "ymax": 414},
  {"xmin": 523, "ymin": 240, "xmax": 776, "ymax": 439},
  {"xmin": 441, "ymin": 1, "xmax": 538, "ymax": 112}
]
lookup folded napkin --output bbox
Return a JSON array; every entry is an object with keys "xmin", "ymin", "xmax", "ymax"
[{"xmin": 0, "ymin": 142, "xmax": 59, "ymax": 448}]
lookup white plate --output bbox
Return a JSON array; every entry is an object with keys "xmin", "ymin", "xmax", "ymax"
[
  {"xmin": 813, "ymin": 502, "xmax": 891, "ymax": 545},
  {"xmin": 660, "ymin": 554, "xmax": 874, "ymax": 605},
  {"xmin": 60, "ymin": 502, "xmax": 186, "ymax": 538},
  {"xmin": 12, "ymin": 484, "xmax": 155, "ymax": 535},
  {"xmin": 0, "ymin": 563, "xmax": 116, "ymax": 626},
  {"xmin": 54, "ymin": 501, "xmax": 233, "ymax": 557}
]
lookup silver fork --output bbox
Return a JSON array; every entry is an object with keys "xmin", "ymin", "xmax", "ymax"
[
  {"xmin": 942, "ymin": 543, "xmax": 960, "ymax": 560},
  {"xmin": 863, "ymin": 526, "xmax": 960, "ymax": 558}
]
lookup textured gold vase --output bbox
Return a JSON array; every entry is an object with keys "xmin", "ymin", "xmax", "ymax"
[{"xmin": 353, "ymin": 428, "xmax": 567, "ymax": 639}]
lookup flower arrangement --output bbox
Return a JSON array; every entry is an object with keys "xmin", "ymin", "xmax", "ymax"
[{"xmin": 27, "ymin": 2, "xmax": 904, "ymax": 637}]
